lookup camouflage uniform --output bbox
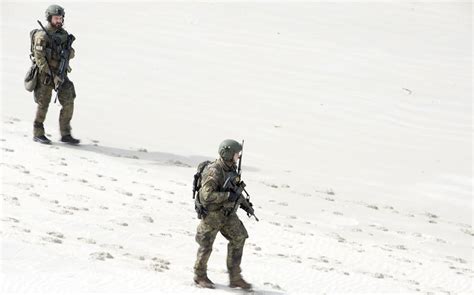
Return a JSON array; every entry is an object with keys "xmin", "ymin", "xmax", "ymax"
[
  {"xmin": 194, "ymin": 158, "xmax": 249, "ymax": 283},
  {"xmin": 33, "ymin": 23, "xmax": 76, "ymax": 137}
]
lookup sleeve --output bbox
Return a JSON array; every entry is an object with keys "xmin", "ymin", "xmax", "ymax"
[
  {"xmin": 199, "ymin": 167, "xmax": 229, "ymax": 205},
  {"xmin": 69, "ymin": 47, "xmax": 75, "ymax": 59},
  {"xmin": 33, "ymin": 32, "xmax": 51, "ymax": 75}
]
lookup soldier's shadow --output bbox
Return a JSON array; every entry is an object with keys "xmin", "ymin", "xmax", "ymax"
[
  {"xmin": 213, "ymin": 284, "xmax": 285, "ymax": 295},
  {"xmin": 61, "ymin": 143, "xmax": 259, "ymax": 172}
]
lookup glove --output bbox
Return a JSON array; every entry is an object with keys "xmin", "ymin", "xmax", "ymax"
[
  {"xmin": 53, "ymin": 75, "xmax": 64, "ymax": 89},
  {"xmin": 228, "ymin": 191, "xmax": 240, "ymax": 202}
]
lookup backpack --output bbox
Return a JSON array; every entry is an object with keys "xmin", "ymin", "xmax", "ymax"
[
  {"xmin": 29, "ymin": 29, "xmax": 40, "ymax": 56},
  {"xmin": 193, "ymin": 160, "xmax": 212, "ymax": 219}
]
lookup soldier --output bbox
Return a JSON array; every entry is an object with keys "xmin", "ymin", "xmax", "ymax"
[
  {"xmin": 32, "ymin": 4, "xmax": 79, "ymax": 145},
  {"xmin": 193, "ymin": 139, "xmax": 252, "ymax": 290}
]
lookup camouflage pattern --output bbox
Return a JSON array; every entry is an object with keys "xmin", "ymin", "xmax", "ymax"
[
  {"xmin": 32, "ymin": 23, "xmax": 76, "ymax": 137},
  {"xmin": 194, "ymin": 158, "xmax": 249, "ymax": 281}
]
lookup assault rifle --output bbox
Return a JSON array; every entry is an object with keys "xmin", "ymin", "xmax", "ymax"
[
  {"xmin": 37, "ymin": 20, "xmax": 75, "ymax": 103},
  {"xmin": 223, "ymin": 140, "xmax": 259, "ymax": 221}
]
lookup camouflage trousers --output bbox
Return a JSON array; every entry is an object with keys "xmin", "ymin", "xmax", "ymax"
[
  {"xmin": 194, "ymin": 210, "xmax": 248, "ymax": 280},
  {"xmin": 33, "ymin": 73, "xmax": 76, "ymax": 137}
]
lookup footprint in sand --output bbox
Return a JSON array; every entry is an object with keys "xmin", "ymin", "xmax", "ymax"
[
  {"xmin": 425, "ymin": 212, "xmax": 439, "ymax": 219},
  {"xmin": 90, "ymin": 252, "xmax": 114, "ymax": 261},
  {"xmin": 63, "ymin": 205, "xmax": 89, "ymax": 212},
  {"xmin": 49, "ymin": 208, "xmax": 74, "ymax": 215},
  {"xmin": 327, "ymin": 232, "xmax": 346, "ymax": 243},
  {"xmin": 386, "ymin": 244, "xmax": 408, "ymax": 251},
  {"xmin": 149, "ymin": 257, "xmax": 171, "ymax": 272},
  {"xmin": 47, "ymin": 231, "xmax": 65, "ymax": 239},
  {"xmin": 143, "ymin": 216, "xmax": 154, "ymax": 223},
  {"xmin": 312, "ymin": 265, "xmax": 335, "ymax": 272},
  {"xmin": 261, "ymin": 181, "xmax": 279, "ymax": 189},
  {"xmin": 2, "ymin": 147, "xmax": 14, "ymax": 153},
  {"xmin": 112, "ymin": 220, "xmax": 128, "ymax": 227},
  {"xmin": 2, "ymin": 217, "xmax": 20, "ymax": 223},
  {"xmin": 41, "ymin": 236, "xmax": 63, "ymax": 244},
  {"xmin": 11, "ymin": 226, "xmax": 31, "ymax": 233},
  {"xmin": 16, "ymin": 183, "xmax": 34, "ymax": 191},
  {"xmin": 263, "ymin": 282, "xmax": 284, "ymax": 291},
  {"xmin": 116, "ymin": 188, "xmax": 133, "ymax": 197},
  {"xmin": 460, "ymin": 227, "xmax": 474, "ymax": 236},
  {"xmin": 89, "ymin": 184, "xmax": 106, "ymax": 191},
  {"xmin": 446, "ymin": 256, "xmax": 468, "ymax": 264},
  {"xmin": 77, "ymin": 237, "xmax": 96, "ymax": 244},
  {"xmin": 3, "ymin": 195, "xmax": 20, "ymax": 206}
]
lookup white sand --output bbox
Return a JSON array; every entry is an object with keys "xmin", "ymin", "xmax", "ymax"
[{"xmin": 1, "ymin": 1, "xmax": 472, "ymax": 294}]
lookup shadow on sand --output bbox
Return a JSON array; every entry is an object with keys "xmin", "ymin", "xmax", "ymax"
[
  {"xmin": 213, "ymin": 283, "xmax": 286, "ymax": 295},
  {"xmin": 60, "ymin": 143, "xmax": 259, "ymax": 172}
]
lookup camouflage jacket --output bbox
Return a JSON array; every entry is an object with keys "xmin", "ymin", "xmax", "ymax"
[
  {"xmin": 33, "ymin": 24, "xmax": 75, "ymax": 75},
  {"xmin": 199, "ymin": 158, "xmax": 236, "ymax": 210}
]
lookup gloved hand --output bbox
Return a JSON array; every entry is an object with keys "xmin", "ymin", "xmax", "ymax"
[
  {"xmin": 228, "ymin": 191, "xmax": 240, "ymax": 202},
  {"xmin": 53, "ymin": 75, "xmax": 64, "ymax": 89}
]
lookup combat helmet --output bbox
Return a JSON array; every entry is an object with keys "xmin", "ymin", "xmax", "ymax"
[
  {"xmin": 45, "ymin": 4, "xmax": 65, "ymax": 22},
  {"xmin": 218, "ymin": 139, "xmax": 242, "ymax": 161}
]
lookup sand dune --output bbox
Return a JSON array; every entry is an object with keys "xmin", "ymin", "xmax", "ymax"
[{"xmin": 1, "ymin": 1, "xmax": 472, "ymax": 294}]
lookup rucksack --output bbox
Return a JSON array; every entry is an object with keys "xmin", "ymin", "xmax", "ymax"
[
  {"xmin": 192, "ymin": 160, "xmax": 212, "ymax": 219},
  {"xmin": 29, "ymin": 29, "xmax": 40, "ymax": 56}
]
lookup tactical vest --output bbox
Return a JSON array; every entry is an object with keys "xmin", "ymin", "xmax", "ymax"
[{"xmin": 30, "ymin": 28, "xmax": 68, "ymax": 68}]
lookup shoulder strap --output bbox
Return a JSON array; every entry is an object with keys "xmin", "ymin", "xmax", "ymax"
[{"xmin": 193, "ymin": 160, "xmax": 212, "ymax": 199}]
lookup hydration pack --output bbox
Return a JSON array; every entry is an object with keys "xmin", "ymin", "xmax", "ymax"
[{"xmin": 192, "ymin": 160, "xmax": 212, "ymax": 219}]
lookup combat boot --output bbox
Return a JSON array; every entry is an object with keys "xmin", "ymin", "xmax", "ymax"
[
  {"xmin": 194, "ymin": 275, "xmax": 215, "ymax": 289},
  {"xmin": 229, "ymin": 277, "xmax": 252, "ymax": 290},
  {"xmin": 33, "ymin": 135, "xmax": 52, "ymax": 145},
  {"xmin": 60, "ymin": 134, "xmax": 80, "ymax": 145}
]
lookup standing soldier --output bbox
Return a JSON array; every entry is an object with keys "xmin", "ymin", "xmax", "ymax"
[
  {"xmin": 31, "ymin": 4, "xmax": 79, "ymax": 145},
  {"xmin": 193, "ymin": 139, "xmax": 252, "ymax": 290}
]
